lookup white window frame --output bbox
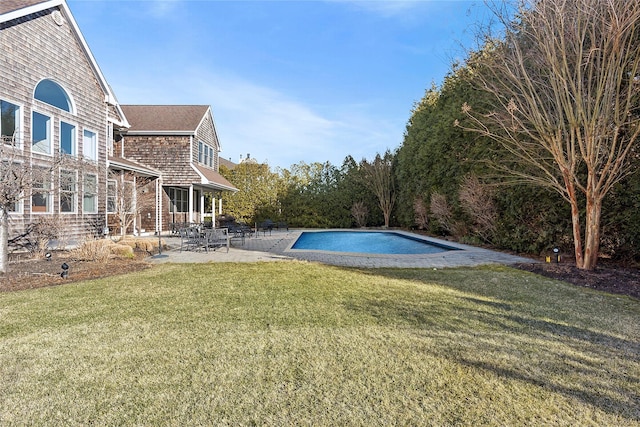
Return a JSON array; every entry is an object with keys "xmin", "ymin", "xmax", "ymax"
[
  {"xmin": 1, "ymin": 99, "xmax": 22, "ymax": 148},
  {"xmin": 60, "ymin": 121, "xmax": 77, "ymax": 156},
  {"xmin": 83, "ymin": 129, "xmax": 97, "ymax": 161},
  {"xmin": 34, "ymin": 79, "xmax": 75, "ymax": 113},
  {"xmin": 83, "ymin": 174, "xmax": 98, "ymax": 213},
  {"xmin": 59, "ymin": 169, "xmax": 77, "ymax": 213},
  {"xmin": 107, "ymin": 179, "xmax": 117, "ymax": 213},
  {"xmin": 1, "ymin": 160, "xmax": 23, "ymax": 213},
  {"xmin": 10, "ymin": 197, "xmax": 23, "ymax": 214},
  {"xmin": 32, "ymin": 110, "xmax": 52, "ymax": 155},
  {"xmin": 169, "ymin": 187, "xmax": 188, "ymax": 213},
  {"xmin": 32, "ymin": 169, "xmax": 53, "ymax": 214}
]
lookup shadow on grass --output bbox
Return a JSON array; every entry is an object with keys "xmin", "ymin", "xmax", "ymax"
[{"xmin": 342, "ymin": 267, "xmax": 640, "ymax": 422}]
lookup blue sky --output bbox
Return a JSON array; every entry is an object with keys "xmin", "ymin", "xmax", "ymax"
[{"xmin": 68, "ymin": 0, "xmax": 492, "ymax": 169}]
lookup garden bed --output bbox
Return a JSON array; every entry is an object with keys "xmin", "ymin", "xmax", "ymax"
[{"xmin": 1, "ymin": 248, "xmax": 639, "ymax": 300}]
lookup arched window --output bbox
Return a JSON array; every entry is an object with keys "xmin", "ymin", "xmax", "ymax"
[{"xmin": 34, "ymin": 79, "xmax": 73, "ymax": 112}]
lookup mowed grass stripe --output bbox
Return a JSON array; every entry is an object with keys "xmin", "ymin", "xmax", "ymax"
[{"xmin": 0, "ymin": 262, "xmax": 638, "ymax": 425}]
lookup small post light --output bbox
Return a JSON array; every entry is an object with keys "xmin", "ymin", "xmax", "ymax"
[
  {"xmin": 45, "ymin": 252, "xmax": 52, "ymax": 261},
  {"xmin": 60, "ymin": 262, "xmax": 69, "ymax": 279},
  {"xmin": 552, "ymin": 247, "xmax": 560, "ymax": 263}
]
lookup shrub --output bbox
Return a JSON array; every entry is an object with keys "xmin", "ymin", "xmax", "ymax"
[
  {"xmin": 72, "ymin": 239, "xmax": 112, "ymax": 263},
  {"xmin": 110, "ymin": 244, "xmax": 134, "ymax": 258}
]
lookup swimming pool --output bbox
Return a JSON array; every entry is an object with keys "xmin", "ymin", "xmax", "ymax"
[{"xmin": 290, "ymin": 230, "xmax": 456, "ymax": 255}]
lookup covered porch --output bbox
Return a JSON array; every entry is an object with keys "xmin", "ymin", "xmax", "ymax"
[
  {"xmin": 164, "ymin": 164, "xmax": 237, "ymax": 233},
  {"xmin": 107, "ymin": 156, "xmax": 162, "ymax": 237}
]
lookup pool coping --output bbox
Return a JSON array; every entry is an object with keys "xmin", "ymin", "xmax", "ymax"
[{"xmin": 267, "ymin": 229, "xmax": 536, "ymax": 268}]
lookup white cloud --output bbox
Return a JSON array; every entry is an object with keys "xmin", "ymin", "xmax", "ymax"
[
  {"xmin": 183, "ymin": 70, "xmax": 397, "ymax": 166},
  {"xmin": 111, "ymin": 65, "xmax": 402, "ymax": 168}
]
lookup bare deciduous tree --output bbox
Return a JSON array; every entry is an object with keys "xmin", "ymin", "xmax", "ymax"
[
  {"xmin": 361, "ymin": 151, "xmax": 396, "ymax": 228},
  {"xmin": 351, "ymin": 201, "xmax": 368, "ymax": 228},
  {"xmin": 1, "ymin": 135, "xmax": 48, "ymax": 273},
  {"xmin": 430, "ymin": 192, "xmax": 453, "ymax": 234},
  {"xmin": 413, "ymin": 196, "xmax": 429, "ymax": 230},
  {"xmin": 0, "ymin": 132, "xmax": 101, "ymax": 273},
  {"xmin": 459, "ymin": 0, "xmax": 640, "ymax": 269},
  {"xmin": 108, "ymin": 171, "xmax": 156, "ymax": 237},
  {"xmin": 459, "ymin": 175, "xmax": 497, "ymax": 242}
]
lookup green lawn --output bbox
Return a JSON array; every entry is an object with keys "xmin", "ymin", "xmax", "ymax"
[{"xmin": 1, "ymin": 261, "xmax": 638, "ymax": 426}]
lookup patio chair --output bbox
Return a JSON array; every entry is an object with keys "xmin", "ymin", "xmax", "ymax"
[
  {"xmin": 204, "ymin": 228, "xmax": 230, "ymax": 252},
  {"xmin": 179, "ymin": 226, "xmax": 203, "ymax": 252},
  {"xmin": 259, "ymin": 220, "xmax": 274, "ymax": 236}
]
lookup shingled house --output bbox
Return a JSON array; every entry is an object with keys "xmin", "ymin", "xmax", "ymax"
[
  {"xmin": 1, "ymin": 0, "xmax": 235, "ymax": 248},
  {"xmin": 0, "ymin": 0, "xmax": 160, "ymax": 245},
  {"xmin": 116, "ymin": 105, "xmax": 237, "ymax": 232}
]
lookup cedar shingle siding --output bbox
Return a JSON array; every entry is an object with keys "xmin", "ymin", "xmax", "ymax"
[
  {"xmin": 116, "ymin": 134, "xmax": 199, "ymax": 186},
  {"xmin": 1, "ymin": 4, "xmax": 110, "ymax": 242},
  {"xmin": 2, "ymin": 1, "xmax": 235, "ymax": 243}
]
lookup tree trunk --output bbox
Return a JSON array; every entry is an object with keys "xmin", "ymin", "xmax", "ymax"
[
  {"xmin": 382, "ymin": 210, "xmax": 390, "ymax": 228},
  {"xmin": 0, "ymin": 209, "xmax": 9, "ymax": 274},
  {"xmin": 582, "ymin": 196, "xmax": 602, "ymax": 271},
  {"xmin": 566, "ymin": 181, "xmax": 585, "ymax": 269}
]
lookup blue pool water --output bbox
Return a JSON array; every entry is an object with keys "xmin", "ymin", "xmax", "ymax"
[{"xmin": 291, "ymin": 231, "xmax": 455, "ymax": 255}]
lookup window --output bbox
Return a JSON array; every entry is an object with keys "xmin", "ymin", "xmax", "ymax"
[
  {"xmin": 60, "ymin": 170, "xmax": 77, "ymax": 213},
  {"xmin": 107, "ymin": 179, "xmax": 116, "ymax": 213},
  {"xmin": 194, "ymin": 189, "xmax": 200, "ymax": 212},
  {"xmin": 83, "ymin": 129, "xmax": 97, "ymax": 161},
  {"xmin": 60, "ymin": 122, "xmax": 76, "ymax": 156},
  {"xmin": 168, "ymin": 187, "xmax": 188, "ymax": 213},
  {"xmin": 2, "ymin": 161, "xmax": 22, "ymax": 212},
  {"xmin": 1, "ymin": 100, "xmax": 20, "ymax": 146},
  {"xmin": 9, "ymin": 198, "xmax": 22, "ymax": 213},
  {"xmin": 32, "ymin": 170, "xmax": 52, "ymax": 213},
  {"xmin": 32, "ymin": 111, "xmax": 51, "ymax": 155},
  {"xmin": 34, "ymin": 79, "xmax": 72, "ymax": 112},
  {"xmin": 197, "ymin": 142, "xmax": 215, "ymax": 167},
  {"xmin": 83, "ymin": 174, "xmax": 97, "ymax": 213}
]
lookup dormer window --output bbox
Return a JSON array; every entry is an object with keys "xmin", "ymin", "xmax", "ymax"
[
  {"xmin": 198, "ymin": 140, "xmax": 215, "ymax": 168},
  {"xmin": 34, "ymin": 79, "xmax": 74, "ymax": 113}
]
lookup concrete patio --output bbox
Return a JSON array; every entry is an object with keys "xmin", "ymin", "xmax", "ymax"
[{"xmin": 148, "ymin": 229, "xmax": 535, "ymax": 268}]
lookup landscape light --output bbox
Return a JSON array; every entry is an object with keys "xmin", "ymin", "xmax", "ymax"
[
  {"xmin": 45, "ymin": 252, "xmax": 51, "ymax": 261},
  {"xmin": 60, "ymin": 262, "xmax": 69, "ymax": 279}
]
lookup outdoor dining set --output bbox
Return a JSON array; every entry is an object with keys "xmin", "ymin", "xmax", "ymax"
[
  {"xmin": 177, "ymin": 226, "xmax": 230, "ymax": 252},
  {"xmin": 171, "ymin": 219, "xmax": 288, "ymax": 253}
]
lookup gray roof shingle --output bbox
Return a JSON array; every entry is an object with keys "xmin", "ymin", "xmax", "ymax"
[{"xmin": 120, "ymin": 105, "xmax": 210, "ymax": 133}]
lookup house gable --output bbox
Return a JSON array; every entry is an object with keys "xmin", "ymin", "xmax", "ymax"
[
  {"xmin": 1, "ymin": 0, "xmax": 130, "ymax": 240},
  {"xmin": 119, "ymin": 104, "xmax": 235, "ymax": 190},
  {"xmin": 1, "ymin": 0, "xmax": 128, "ymax": 128}
]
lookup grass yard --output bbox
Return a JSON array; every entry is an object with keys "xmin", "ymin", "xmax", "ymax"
[{"xmin": 0, "ymin": 261, "xmax": 638, "ymax": 426}]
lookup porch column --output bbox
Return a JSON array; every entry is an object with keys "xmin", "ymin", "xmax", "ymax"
[
  {"xmin": 200, "ymin": 191, "xmax": 205, "ymax": 224},
  {"xmin": 188, "ymin": 185, "xmax": 194, "ymax": 224},
  {"xmin": 132, "ymin": 176, "xmax": 138, "ymax": 235},
  {"xmin": 155, "ymin": 178, "xmax": 162, "ymax": 234},
  {"xmin": 212, "ymin": 196, "xmax": 216, "ymax": 228}
]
